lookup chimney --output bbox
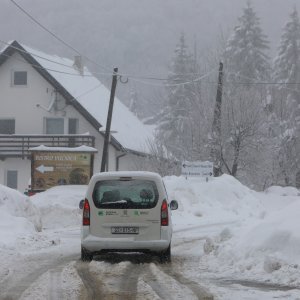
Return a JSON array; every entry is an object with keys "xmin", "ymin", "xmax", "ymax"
[{"xmin": 73, "ymin": 55, "xmax": 84, "ymax": 75}]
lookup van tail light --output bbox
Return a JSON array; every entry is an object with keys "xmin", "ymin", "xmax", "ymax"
[
  {"xmin": 83, "ymin": 199, "xmax": 90, "ymax": 226},
  {"xmin": 161, "ymin": 199, "xmax": 169, "ymax": 226}
]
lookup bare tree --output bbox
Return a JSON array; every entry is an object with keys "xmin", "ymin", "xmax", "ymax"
[
  {"xmin": 221, "ymin": 87, "xmax": 267, "ymax": 180},
  {"xmin": 131, "ymin": 137, "xmax": 180, "ymax": 177}
]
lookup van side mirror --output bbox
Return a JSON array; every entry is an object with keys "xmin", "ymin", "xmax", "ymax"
[
  {"xmin": 79, "ymin": 199, "xmax": 84, "ymax": 209},
  {"xmin": 170, "ymin": 200, "xmax": 178, "ymax": 210}
]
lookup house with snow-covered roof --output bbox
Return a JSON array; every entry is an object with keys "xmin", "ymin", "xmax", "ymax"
[{"xmin": 0, "ymin": 40, "xmax": 155, "ymax": 192}]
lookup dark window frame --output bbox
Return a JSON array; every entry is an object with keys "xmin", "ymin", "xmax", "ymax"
[
  {"xmin": 45, "ymin": 117, "xmax": 64, "ymax": 134},
  {"xmin": 6, "ymin": 170, "xmax": 18, "ymax": 189},
  {"xmin": 13, "ymin": 71, "xmax": 28, "ymax": 86},
  {"xmin": 68, "ymin": 118, "xmax": 79, "ymax": 134}
]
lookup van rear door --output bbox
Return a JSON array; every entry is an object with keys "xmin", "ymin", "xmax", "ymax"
[{"xmin": 89, "ymin": 177, "xmax": 161, "ymax": 240}]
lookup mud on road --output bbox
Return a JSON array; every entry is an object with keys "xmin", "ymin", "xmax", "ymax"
[{"xmin": 75, "ymin": 253, "xmax": 213, "ymax": 300}]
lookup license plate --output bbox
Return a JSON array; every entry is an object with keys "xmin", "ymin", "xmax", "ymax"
[{"xmin": 111, "ymin": 226, "xmax": 139, "ymax": 234}]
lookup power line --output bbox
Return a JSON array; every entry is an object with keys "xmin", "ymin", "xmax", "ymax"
[
  {"xmin": 9, "ymin": 0, "xmax": 112, "ymax": 73},
  {"xmin": 0, "ymin": 39, "xmax": 82, "ymax": 71},
  {"xmin": 1, "ymin": 49, "xmax": 216, "ymax": 86},
  {"xmin": 3, "ymin": 38, "xmax": 300, "ymax": 88},
  {"xmin": 0, "ymin": 39, "xmax": 219, "ymax": 86},
  {"xmin": 3, "ymin": 45, "xmax": 300, "ymax": 88},
  {"xmin": 71, "ymin": 84, "xmax": 104, "ymax": 101},
  {"xmin": 8, "ymin": 1, "xmax": 218, "ymax": 82},
  {"xmin": 0, "ymin": 52, "xmax": 98, "ymax": 77},
  {"xmin": 4, "ymin": 46, "xmax": 300, "ymax": 89},
  {"xmin": 130, "ymin": 69, "xmax": 217, "ymax": 87},
  {"xmin": 223, "ymin": 81, "xmax": 300, "ymax": 85},
  {"xmin": 8, "ymin": 1, "xmax": 300, "ymax": 90},
  {"xmin": 0, "ymin": 39, "xmax": 214, "ymax": 81}
]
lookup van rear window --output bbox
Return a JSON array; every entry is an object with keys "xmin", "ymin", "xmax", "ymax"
[{"xmin": 92, "ymin": 179, "xmax": 159, "ymax": 209}]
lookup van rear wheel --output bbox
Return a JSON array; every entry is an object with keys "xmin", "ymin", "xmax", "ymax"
[
  {"xmin": 159, "ymin": 244, "xmax": 171, "ymax": 263},
  {"xmin": 81, "ymin": 247, "xmax": 93, "ymax": 262}
]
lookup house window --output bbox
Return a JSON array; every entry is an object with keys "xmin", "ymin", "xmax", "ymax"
[
  {"xmin": 6, "ymin": 170, "xmax": 18, "ymax": 189},
  {"xmin": 45, "ymin": 118, "xmax": 64, "ymax": 134},
  {"xmin": 0, "ymin": 119, "xmax": 15, "ymax": 134},
  {"xmin": 68, "ymin": 118, "xmax": 78, "ymax": 134},
  {"xmin": 68, "ymin": 118, "xmax": 78, "ymax": 147},
  {"xmin": 13, "ymin": 71, "xmax": 27, "ymax": 86}
]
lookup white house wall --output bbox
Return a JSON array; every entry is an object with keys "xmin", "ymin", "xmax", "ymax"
[
  {"xmin": 117, "ymin": 152, "xmax": 143, "ymax": 171},
  {"xmin": 0, "ymin": 52, "xmax": 56, "ymax": 134},
  {"xmin": 0, "ymin": 52, "xmax": 125, "ymax": 191}
]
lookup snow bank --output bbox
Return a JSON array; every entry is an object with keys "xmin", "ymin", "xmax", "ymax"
[
  {"xmin": 237, "ymin": 199, "xmax": 300, "ymax": 262},
  {"xmin": 0, "ymin": 184, "xmax": 42, "ymax": 248},
  {"xmin": 31, "ymin": 185, "xmax": 87, "ymax": 229},
  {"xmin": 195, "ymin": 178, "xmax": 300, "ymax": 285},
  {"xmin": 164, "ymin": 174, "xmax": 264, "ymax": 229},
  {"xmin": 265, "ymin": 185, "xmax": 300, "ymax": 197}
]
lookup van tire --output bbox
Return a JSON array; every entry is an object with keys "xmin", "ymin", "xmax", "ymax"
[
  {"xmin": 159, "ymin": 244, "xmax": 171, "ymax": 263},
  {"xmin": 81, "ymin": 247, "xmax": 93, "ymax": 262}
]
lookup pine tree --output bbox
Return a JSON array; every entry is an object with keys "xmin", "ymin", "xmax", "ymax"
[
  {"xmin": 224, "ymin": 1, "xmax": 270, "ymax": 82},
  {"xmin": 272, "ymin": 7, "xmax": 300, "ymax": 186},
  {"xmin": 220, "ymin": 1, "xmax": 271, "ymax": 185},
  {"xmin": 157, "ymin": 33, "xmax": 198, "ymax": 160}
]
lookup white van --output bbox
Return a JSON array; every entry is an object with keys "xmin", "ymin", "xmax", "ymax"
[{"xmin": 80, "ymin": 171, "xmax": 178, "ymax": 262}]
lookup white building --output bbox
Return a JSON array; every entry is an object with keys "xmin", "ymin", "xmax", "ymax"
[{"xmin": 0, "ymin": 40, "xmax": 155, "ymax": 192}]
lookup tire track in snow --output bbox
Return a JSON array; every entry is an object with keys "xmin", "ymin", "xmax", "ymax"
[
  {"xmin": 49, "ymin": 267, "xmax": 63, "ymax": 300},
  {"xmin": 0, "ymin": 254, "xmax": 78, "ymax": 300},
  {"xmin": 158, "ymin": 263, "xmax": 214, "ymax": 300},
  {"xmin": 172, "ymin": 236, "xmax": 207, "ymax": 249},
  {"xmin": 118, "ymin": 263, "xmax": 140, "ymax": 300},
  {"xmin": 142, "ymin": 264, "xmax": 175, "ymax": 300},
  {"xmin": 174, "ymin": 221, "xmax": 238, "ymax": 234},
  {"xmin": 217, "ymin": 278, "xmax": 300, "ymax": 292},
  {"xmin": 75, "ymin": 261, "xmax": 105, "ymax": 300}
]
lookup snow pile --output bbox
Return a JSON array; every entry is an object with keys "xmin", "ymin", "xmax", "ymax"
[
  {"xmin": 188, "ymin": 178, "xmax": 300, "ymax": 286},
  {"xmin": 31, "ymin": 185, "xmax": 87, "ymax": 229},
  {"xmin": 265, "ymin": 185, "xmax": 300, "ymax": 197},
  {"xmin": 0, "ymin": 184, "xmax": 42, "ymax": 248},
  {"xmin": 164, "ymin": 175, "xmax": 300, "ymax": 285},
  {"xmin": 164, "ymin": 174, "xmax": 264, "ymax": 229}
]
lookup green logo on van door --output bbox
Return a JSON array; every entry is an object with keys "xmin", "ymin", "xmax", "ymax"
[
  {"xmin": 134, "ymin": 210, "xmax": 140, "ymax": 216},
  {"xmin": 98, "ymin": 211, "xmax": 104, "ymax": 216}
]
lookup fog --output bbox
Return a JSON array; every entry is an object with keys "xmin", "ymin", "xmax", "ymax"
[{"xmin": 0, "ymin": 0, "xmax": 297, "ymax": 111}]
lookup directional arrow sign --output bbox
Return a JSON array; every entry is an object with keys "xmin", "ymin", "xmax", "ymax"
[
  {"xmin": 181, "ymin": 161, "xmax": 213, "ymax": 177},
  {"xmin": 36, "ymin": 165, "xmax": 54, "ymax": 174}
]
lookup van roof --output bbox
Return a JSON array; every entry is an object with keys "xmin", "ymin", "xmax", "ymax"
[{"xmin": 91, "ymin": 171, "xmax": 162, "ymax": 181}]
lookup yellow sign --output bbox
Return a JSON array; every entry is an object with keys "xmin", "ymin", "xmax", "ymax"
[{"xmin": 31, "ymin": 151, "xmax": 93, "ymax": 190}]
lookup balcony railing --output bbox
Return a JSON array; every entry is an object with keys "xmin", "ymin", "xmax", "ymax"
[{"xmin": 0, "ymin": 134, "xmax": 95, "ymax": 159}]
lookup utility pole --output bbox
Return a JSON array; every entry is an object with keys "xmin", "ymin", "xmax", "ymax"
[
  {"xmin": 100, "ymin": 67, "xmax": 118, "ymax": 172},
  {"xmin": 211, "ymin": 62, "xmax": 223, "ymax": 177}
]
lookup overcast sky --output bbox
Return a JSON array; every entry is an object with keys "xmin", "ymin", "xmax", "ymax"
[
  {"xmin": 1, "ymin": 1, "xmax": 298, "ymax": 61},
  {"xmin": 0, "ymin": 0, "xmax": 298, "ymax": 108}
]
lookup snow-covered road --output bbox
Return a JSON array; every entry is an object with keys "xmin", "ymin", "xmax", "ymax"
[
  {"xmin": 1, "ymin": 175, "xmax": 300, "ymax": 299},
  {"xmin": 0, "ymin": 225, "xmax": 214, "ymax": 300}
]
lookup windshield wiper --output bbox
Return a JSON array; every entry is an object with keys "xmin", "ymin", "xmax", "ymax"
[{"xmin": 101, "ymin": 200, "xmax": 128, "ymax": 205}]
